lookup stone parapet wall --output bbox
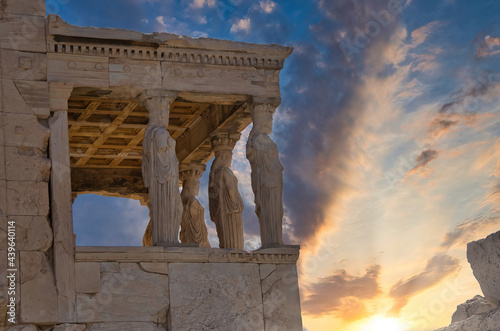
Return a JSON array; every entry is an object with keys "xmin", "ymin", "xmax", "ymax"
[{"xmin": 5, "ymin": 247, "xmax": 302, "ymax": 331}]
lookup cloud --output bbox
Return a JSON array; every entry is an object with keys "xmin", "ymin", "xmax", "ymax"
[
  {"xmin": 426, "ymin": 73, "xmax": 499, "ymax": 138},
  {"xmin": 404, "ymin": 149, "xmax": 439, "ymax": 178},
  {"xmin": 230, "ymin": 18, "xmax": 251, "ymax": 33},
  {"xmin": 302, "ymin": 265, "xmax": 381, "ymax": 320},
  {"xmin": 387, "ymin": 212, "xmax": 499, "ymax": 316},
  {"xmin": 275, "ymin": 0, "xmax": 405, "ymax": 245},
  {"xmin": 154, "ymin": 15, "xmax": 195, "ymax": 36},
  {"xmin": 410, "ymin": 21, "xmax": 443, "ymax": 47},
  {"xmin": 198, "ymin": 16, "xmax": 207, "ymax": 24},
  {"xmin": 191, "ymin": 31, "xmax": 209, "ymax": 38},
  {"xmin": 73, "ymin": 195, "xmax": 149, "ymax": 246},
  {"xmin": 259, "ymin": 0, "xmax": 277, "ymax": 14},
  {"xmin": 412, "ymin": 53, "xmax": 439, "ymax": 72},
  {"xmin": 388, "ymin": 254, "xmax": 461, "ymax": 316},
  {"xmin": 476, "ymin": 35, "xmax": 500, "ymax": 58},
  {"xmin": 190, "ymin": 0, "xmax": 215, "ymax": 9},
  {"xmin": 440, "ymin": 215, "xmax": 500, "ymax": 250},
  {"xmin": 156, "ymin": 16, "xmax": 167, "ymax": 28}
]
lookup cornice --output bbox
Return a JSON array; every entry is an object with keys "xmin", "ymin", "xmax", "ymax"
[{"xmin": 47, "ymin": 15, "xmax": 293, "ymax": 70}]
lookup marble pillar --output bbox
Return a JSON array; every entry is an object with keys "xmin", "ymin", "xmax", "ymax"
[
  {"xmin": 141, "ymin": 91, "xmax": 183, "ymax": 245},
  {"xmin": 247, "ymin": 103, "xmax": 284, "ymax": 247},
  {"xmin": 208, "ymin": 132, "xmax": 244, "ymax": 250},
  {"xmin": 179, "ymin": 163, "xmax": 210, "ymax": 248}
]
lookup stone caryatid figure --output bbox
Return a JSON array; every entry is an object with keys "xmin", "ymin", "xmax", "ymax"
[
  {"xmin": 179, "ymin": 163, "xmax": 211, "ymax": 248},
  {"xmin": 142, "ymin": 91, "xmax": 183, "ymax": 245},
  {"xmin": 209, "ymin": 132, "xmax": 244, "ymax": 249},
  {"xmin": 247, "ymin": 103, "xmax": 284, "ymax": 247}
]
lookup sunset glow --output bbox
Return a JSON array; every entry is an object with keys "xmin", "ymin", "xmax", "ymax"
[
  {"xmin": 362, "ymin": 317, "xmax": 406, "ymax": 331},
  {"xmin": 63, "ymin": 0, "xmax": 500, "ymax": 330}
]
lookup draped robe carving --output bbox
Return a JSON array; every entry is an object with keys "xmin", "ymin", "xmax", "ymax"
[
  {"xmin": 143, "ymin": 125, "xmax": 183, "ymax": 244},
  {"xmin": 247, "ymin": 132, "xmax": 284, "ymax": 247},
  {"xmin": 180, "ymin": 183, "xmax": 210, "ymax": 248},
  {"xmin": 209, "ymin": 166, "xmax": 244, "ymax": 249}
]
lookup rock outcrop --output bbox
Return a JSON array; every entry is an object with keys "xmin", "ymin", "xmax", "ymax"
[
  {"xmin": 435, "ymin": 230, "xmax": 500, "ymax": 331},
  {"xmin": 451, "ymin": 295, "xmax": 493, "ymax": 323},
  {"xmin": 467, "ymin": 231, "xmax": 500, "ymax": 307}
]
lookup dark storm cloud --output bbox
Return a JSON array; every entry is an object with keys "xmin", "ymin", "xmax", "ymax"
[
  {"xmin": 207, "ymin": 0, "xmax": 405, "ymax": 245},
  {"xmin": 302, "ymin": 265, "xmax": 381, "ymax": 320},
  {"xmin": 388, "ymin": 254, "xmax": 460, "ymax": 316},
  {"xmin": 268, "ymin": 0, "xmax": 403, "ymax": 244}
]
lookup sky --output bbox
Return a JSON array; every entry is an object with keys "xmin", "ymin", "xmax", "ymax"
[{"xmin": 50, "ymin": 0, "xmax": 500, "ymax": 330}]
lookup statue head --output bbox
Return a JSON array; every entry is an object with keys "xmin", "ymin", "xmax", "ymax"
[
  {"xmin": 252, "ymin": 106, "xmax": 274, "ymax": 135},
  {"xmin": 210, "ymin": 132, "xmax": 240, "ymax": 169},
  {"xmin": 179, "ymin": 164, "xmax": 205, "ymax": 198},
  {"xmin": 182, "ymin": 179, "xmax": 200, "ymax": 197},
  {"xmin": 148, "ymin": 108, "xmax": 170, "ymax": 127},
  {"xmin": 213, "ymin": 150, "xmax": 233, "ymax": 168}
]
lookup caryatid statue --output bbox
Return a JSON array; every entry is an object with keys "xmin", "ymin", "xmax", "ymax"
[
  {"xmin": 142, "ymin": 91, "xmax": 183, "ymax": 245},
  {"xmin": 247, "ymin": 103, "xmax": 284, "ymax": 247},
  {"xmin": 208, "ymin": 132, "xmax": 245, "ymax": 250},
  {"xmin": 179, "ymin": 163, "xmax": 211, "ymax": 248}
]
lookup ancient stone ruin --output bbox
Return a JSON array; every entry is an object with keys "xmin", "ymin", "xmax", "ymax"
[
  {"xmin": 436, "ymin": 230, "xmax": 500, "ymax": 331},
  {"xmin": 0, "ymin": 0, "xmax": 303, "ymax": 329}
]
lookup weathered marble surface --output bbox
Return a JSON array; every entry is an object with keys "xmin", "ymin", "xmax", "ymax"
[
  {"xmin": 75, "ymin": 246, "xmax": 300, "ymax": 264},
  {"xmin": 75, "ymin": 262, "xmax": 101, "ymax": 294},
  {"xmin": 451, "ymin": 295, "xmax": 493, "ymax": 323},
  {"xmin": 247, "ymin": 104, "xmax": 284, "ymax": 247},
  {"xmin": 1, "ymin": 79, "xmax": 49, "ymax": 119},
  {"xmin": 5, "ymin": 146, "xmax": 51, "ymax": 182},
  {"xmin": 85, "ymin": 322, "xmax": 166, "ymax": 331},
  {"xmin": 436, "ymin": 231, "xmax": 500, "ymax": 331},
  {"xmin": 2, "ymin": 0, "xmax": 46, "ymax": 16},
  {"xmin": 52, "ymin": 324, "xmax": 86, "ymax": 331},
  {"xmin": 436, "ymin": 308, "xmax": 500, "ymax": 331},
  {"xmin": 169, "ymin": 263, "xmax": 265, "ymax": 331},
  {"xmin": 142, "ymin": 93, "xmax": 183, "ymax": 245},
  {"xmin": 20, "ymin": 251, "xmax": 58, "ymax": 323},
  {"xmin": 6, "ymin": 325, "xmax": 39, "ymax": 331},
  {"xmin": 209, "ymin": 132, "xmax": 244, "ymax": 250},
  {"xmin": 6, "ymin": 181, "xmax": 49, "ymax": 216},
  {"xmin": 179, "ymin": 163, "xmax": 210, "ymax": 248},
  {"xmin": 76, "ymin": 263, "xmax": 169, "ymax": 323},
  {"xmin": 139, "ymin": 262, "xmax": 169, "ymax": 275},
  {"xmin": 15, "ymin": 216, "xmax": 53, "ymax": 252},
  {"xmin": 467, "ymin": 230, "xmax": 500, "ymax": 307},
  {"xmin": 261, "ymin": 264, "xmax": 303, "ymax": 331},
  {"xmin": 3, "ymin": 113, "xmax": 49, "ymax": 151}
]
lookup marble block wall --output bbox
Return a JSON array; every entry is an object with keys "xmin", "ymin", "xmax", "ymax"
[
  {"xmin": 0, "ymin": 0, "xmax": 58, "ymax": 326},
  {"xmin": 4, "ymin": 248, "xmax": 302, "ymax": 331}
]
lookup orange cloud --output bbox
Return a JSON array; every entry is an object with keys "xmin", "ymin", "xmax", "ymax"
[
  {"xmin": 440, "ymin": 215, "xmax": 500, "ymax": 250},
  {"xmin": 388, "ymin": 254, "xmax": 461, "ymax": 316},
  {"xmin": 302, "ymin": 265, "xmax": 381, "ymax": 320},
  {"xmin": 476, "ymin": 35, "xmax": 500, "ymax": 58},
  {"xmin": 404, "ymin": 149, "xmax": 439, "ymax": 178}
]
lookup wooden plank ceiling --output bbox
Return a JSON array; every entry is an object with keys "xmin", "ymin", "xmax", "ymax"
[{"xmin": 68, "ymin": 95, "xmax": 210, "ymax": 169}]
